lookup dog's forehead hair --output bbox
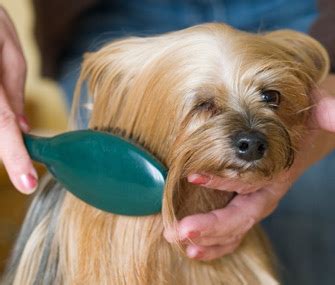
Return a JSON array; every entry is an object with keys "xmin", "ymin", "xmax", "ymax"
[{"xmin": 180, "ymin": 31, "xmax": 293, "ymax": 104}]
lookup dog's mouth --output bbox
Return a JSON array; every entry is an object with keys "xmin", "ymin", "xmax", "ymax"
[
  {"xmin": 179, "ymin": 108, "xmax": 297, "ymax": 180},
  {"xmin": 216, "ymin": 163, "xmax": 273, "ymax": 179},
  {"xmin": 216, "ymin": 130, "xmax": 295, "ymax": 179},
  {"xmin": 216, "ymin": 146, "xmax": 294, "ymax": 179},
  {"xmin": 225, "ymin": 119, "xmax": 295, "ymax": 177}
]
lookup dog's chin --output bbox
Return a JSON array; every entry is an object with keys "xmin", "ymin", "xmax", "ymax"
[{"xmin": 217, "ymin": 158, "xmax": 291, "ymax": 181}]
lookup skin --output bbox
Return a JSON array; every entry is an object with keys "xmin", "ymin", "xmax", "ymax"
[
  {"xmin": 165, "ymin": 74, "xmax": 335, "ymax": 260},
  {"xmin": 0, "ymin": 6, "xmax": 38, "ymax": 194},
  {"xmin": 1, "ymin": 5, "xmax": 334, "ymax": 261}
]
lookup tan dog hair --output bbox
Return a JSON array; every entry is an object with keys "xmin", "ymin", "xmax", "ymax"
[{"xmin": 3, "ymin": 23, "xmax": 329, "ymax": 285}]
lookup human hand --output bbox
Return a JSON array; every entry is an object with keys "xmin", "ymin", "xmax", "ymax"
[
  {"xmin": 164, "ymin": 75, "xmax": 335, "ymax": 261},
  {"xmin": 164, "ymin": 173, "xmax": 290, "ymax": 261},
  {"xmin": 0, "ymin": 6, "xmax": 38, "ymax": 193}
]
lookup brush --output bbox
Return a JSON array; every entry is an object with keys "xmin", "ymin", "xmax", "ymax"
[{"xmin": 23, "ymin": 130, "xmax": 167, "ymax": 216}]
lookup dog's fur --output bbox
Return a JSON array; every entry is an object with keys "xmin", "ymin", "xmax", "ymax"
[{"xmin": 3, "ymin": 23, "xmax": 329, "ymax": 285}]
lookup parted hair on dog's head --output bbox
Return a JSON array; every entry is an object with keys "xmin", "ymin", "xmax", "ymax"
[
  {"xmin": 4, "ymin": 23, "xmax": 329, "ymax": 285},
  {"xmin": 77, "ymin": 23, "xmax": 328, "ymax": 176}
]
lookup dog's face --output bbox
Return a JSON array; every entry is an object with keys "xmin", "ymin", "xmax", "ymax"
[
  {"xmin": 166, "ymin": 26, "xmax": 329, "ymax": 180},
  {"xmin": 80, "ymin": 23, "xmax": 328, "ymax": 183}
]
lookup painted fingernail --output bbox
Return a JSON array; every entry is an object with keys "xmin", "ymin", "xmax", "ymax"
[
  {"xmin": 187, "ymin": 231, "xmax": 201, "ymax": 239},
  {"xmin": 187, "ymin": 174, "xmax": 210, "ymax": 185},
  {"xmin": 18, "ymin": 115, "xmax": 30, "ymax": 133},
  {"xmin": 19, "ymin": 173, "xmax": 38, "ymax": 194},
  {"xmin": 180, "ymin": 229, "xmax": 201, "ymax": 242},
  {"xmin": 195, "ymin": 251, "xmax": 205, "ymax": 259}
]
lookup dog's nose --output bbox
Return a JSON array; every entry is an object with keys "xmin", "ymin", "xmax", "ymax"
[{"xmin": 233, "ymin": 131, "xmax": 268, "ymax": 162}]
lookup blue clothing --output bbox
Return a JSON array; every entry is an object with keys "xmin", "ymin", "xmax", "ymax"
[
  {"xmin": 57, "ymin": 1, "xmax": 335, "ymax": 284},
  {"xmin": 59, "ymin": 0, "xmax": 318, "ymax": 107}
]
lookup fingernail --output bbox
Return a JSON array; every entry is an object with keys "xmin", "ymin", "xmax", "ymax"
[
  {"xmin": 195, "ymin": 251, "xmax": 205, "ymax": 259},
  {"xmin": 187, "ymin": 174, "xmax": 210, "ymax": 185},
  {"xmin": 19, "ymin": 173, "xmax": 38, "ymax": 194},
  {"xmin": 187, "ymin": 246, "xmax": 204, "ymax": 259},
  {"xmin": 18, "ymin": 115, "xmax": 30, "ymax": 133},
  {"xmin": 187, "ymin": 246, "xmax": 198, "ymax": 258},
  {"xmin": 186, "ymin": 231, "xmax": 201, "ymax": 239}
]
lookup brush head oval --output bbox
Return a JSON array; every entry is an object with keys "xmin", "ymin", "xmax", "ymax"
[{"xmin": 24, "ymin": 130, "xmax": 167, "ymax": 216}]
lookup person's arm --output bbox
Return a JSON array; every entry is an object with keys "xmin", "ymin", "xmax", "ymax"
[
  {"xmin": 164, "ymin": 74, "xmax": 335, "ymax": 260},
  {"xmin": 0, "ymin": 6, "xmax": 38, "ymax": 193},
  {"xmin": 310, "ymin": 0, "xmax": 335, "ymax": 74}
]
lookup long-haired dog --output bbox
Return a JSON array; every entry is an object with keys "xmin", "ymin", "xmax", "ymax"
[{"xmin": 2, "ymin": 23, "xmax": 329, "ymax": 285}]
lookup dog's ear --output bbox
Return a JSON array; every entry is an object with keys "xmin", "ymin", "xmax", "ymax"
[
  {"xmin": 264, "ymin": 30, "xmax": 330, "ymax": 85},
  {"xmin": 71, "ymin": 37, "xmax": 156, "ymax": 129}
]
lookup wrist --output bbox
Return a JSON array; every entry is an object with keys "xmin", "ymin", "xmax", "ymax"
[
  {"xmin": 289, "ymin": 129, "xmax": 335, "ymax": 182},
  {"xmin": 287, "ymin": 73, "xmax": 335, "ymax": 180}
]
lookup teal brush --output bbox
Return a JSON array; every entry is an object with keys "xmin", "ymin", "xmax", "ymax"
[{"xmin": 23, "ymin": 130, "xmax": 167, "ymax": 216}]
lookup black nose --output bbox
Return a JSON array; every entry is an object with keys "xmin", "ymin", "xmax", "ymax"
[{"xmin": 233, "ymin": 131, "xmax": 268, "ymax": 162}]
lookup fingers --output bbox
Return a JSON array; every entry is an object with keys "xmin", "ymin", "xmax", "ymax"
[
  {"xmin": 164, "ymin": 185, "xmax": 284, "ymax": 260},
  {"xmin": 187, "ymin": 173, "xmax": 267, "ymax": 194},
  {"xmin": 164, "ymin": 192, "xmax": 269, "ymax": 244},
  {"xmin": 0, "ymin": 18, "xmax": 26, "ymax": 115},
  {"xmin": 174, "ymin": 201, "xmax": 255, "ymax": 240},
  {"xmin": 186, "ymin": 239, "xmax": 242, "ymax": 261},
  {"xmin": 164, "ymin": 212, "xmax": 219, "ymax": 242},
  {"xmin": 0, "ymin": 86, "xmax": 37, "ymax": 193},
  {"xmin": 0, "ymin": 6, "xmax": 35, "ymax": 193},
  {"xmin": 1, "ymin": 42, "xmax": 26, "ymax": 114},
  {"xmin": 183, "ymin": 233, "xmax": 242, "ymax": 247}
]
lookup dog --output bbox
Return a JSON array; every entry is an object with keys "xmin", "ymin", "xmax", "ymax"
[{"xmin": 2, "ymin": 23, "xmax": 329, "ymax": 285}]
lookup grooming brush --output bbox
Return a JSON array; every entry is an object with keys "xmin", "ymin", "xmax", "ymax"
[{"xmin": 23, "ymin": 130, "xmax": 167, "ymax": 216}]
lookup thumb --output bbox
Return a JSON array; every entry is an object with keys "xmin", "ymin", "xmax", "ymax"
[{"xmin": 310, "ymin": 88, "xmax": 335, "ymax": 132}]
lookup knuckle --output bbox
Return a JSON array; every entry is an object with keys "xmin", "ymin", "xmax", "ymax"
[
  {"xmin": 181, "ymin": 214, "xmax": 205, "ymax": 231},
  {"xmin": 179, "ymin": 217, "xmax": 195, "ymax": 232},
  {"xmin": 205, "ymin": 175, "xmax": 215, "ymax": 185},
  {"xmin": 0, "ymin": 110, "xmax": 16, "ymax": 129}
]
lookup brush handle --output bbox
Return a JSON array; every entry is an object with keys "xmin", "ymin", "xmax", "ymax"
[
  {"xmin": 23, "ymin": 131, "xmax": 167, "ymax": 216},
  {"xmin": 24, "ymin": 134, "xmax": 52, "ymax": 164}
]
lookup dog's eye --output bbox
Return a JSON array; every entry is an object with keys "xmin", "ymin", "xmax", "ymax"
[
  {"xmin": 196, "ymin": 100, "xmax": 216, "ymax": 111},
  {"xmin": 193, "ymin": 98, "xmax": 222, "ymax": 116},
  {"xmin": 261, "ymin": 90, "xmax": 281, "ymax": 108}
]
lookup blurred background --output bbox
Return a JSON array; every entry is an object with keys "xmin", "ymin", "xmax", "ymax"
[{"xmin": 0, "ymin": 0, "xmax": 68, "ymax": 273}]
